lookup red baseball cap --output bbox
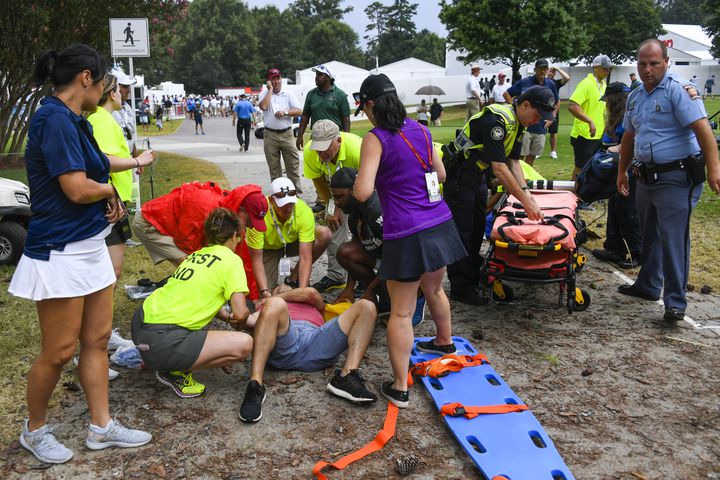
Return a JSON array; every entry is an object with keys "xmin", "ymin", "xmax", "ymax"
[
  {"xmin": 267, "ymin": 68, "xmax": 281, "ymax": 80},
  {"xmin": 242, "ymin": 191, "xmax": 268, "ymax": 231}
]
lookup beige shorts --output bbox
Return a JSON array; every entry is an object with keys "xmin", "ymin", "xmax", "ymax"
[
  {"xmin": 132, "ymin": 213, "xmax": 186, "ymax": 264},
  {"xmin": 521, "ymin": 132, "xmax": 546, "ymax": 157},
  {"xmin": 432, "ymin": 119, "xmax": 442, "ymax": 126},
  {"xmin": 263, "ymin": 242, "xmax": 300, "ymax": 290}
]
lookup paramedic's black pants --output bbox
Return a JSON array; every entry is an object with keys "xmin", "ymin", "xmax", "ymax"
[{"xmin": 444, "ymin": 163, "xmax": 487, "ymax": 294}]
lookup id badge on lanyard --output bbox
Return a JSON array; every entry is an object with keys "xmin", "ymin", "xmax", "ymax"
[
  {"xmin": 278, "ymin": 256, "xmax": 292, "ymax": 277},
  {"xmin": 398, "ymin": 128, "xmax": 440, "ymax": 203},
  {"xmin": 324, "ymin": 160, "xmax": 341, "ymax": 215},
  {"xmin": 425, "ymin": 171, "xmax": 441, "ymax": 202}
]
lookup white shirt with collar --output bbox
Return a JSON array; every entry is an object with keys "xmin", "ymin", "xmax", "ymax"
[
  {"xmin": 259, "ymin": 87, "xmax": 301, "ymax": 130},
  {"xmin": 466, "ymin": 75, "xmax": 481, "ymax": 99},
  {"xmin": 112, "ymin": 102, "xmax": 136, "ymax": 151}
]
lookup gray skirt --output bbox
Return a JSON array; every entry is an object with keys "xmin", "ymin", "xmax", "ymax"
[{"xmin": 378, "ymin": 219, "xmax": 467, "ymax": 281}]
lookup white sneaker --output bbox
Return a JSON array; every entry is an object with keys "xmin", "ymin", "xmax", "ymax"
[
  {"xmin": 73, "ymin": 356, "xmax": 120, "ymax": 381},
  {"xmin": 550, "ymin": 151, "xmax": 558, "ymax": 159},
  {"xmin": 108, "ymin": 328, "xmax": 135, "ymax": 352},
  {"xmin": 20, "ymin": 420, "xmax": 74, "ymax": 464},
  {"xmin": 86, "ymin": 418, "xmax": 152, "ymax": 450}
]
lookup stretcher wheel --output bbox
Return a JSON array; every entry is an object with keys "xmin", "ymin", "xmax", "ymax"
[
  {"xmin": 573, "ymin": 288, "xmax": 591, "ymax": 312},
  {"xmin": 490, "ymin": 281, "xmax": 514, "ymax": 303}
]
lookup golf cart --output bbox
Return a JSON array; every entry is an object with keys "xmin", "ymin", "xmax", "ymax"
[{"xmin": 0, "ymin": 177, "xmax": 31, "ymax": 265}]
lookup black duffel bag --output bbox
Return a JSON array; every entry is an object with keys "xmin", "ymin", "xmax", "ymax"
[{"xmin": 576, "ymin": 149, "xmax": 619, "ymax": 204}]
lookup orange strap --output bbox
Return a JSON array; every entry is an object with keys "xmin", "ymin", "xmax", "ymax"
[
  {"xmin": 408, "ymin": 353, "xmax": 489, "ymax": 387},
  {"xmin": 312, "ymin": 403, "xmax": 399, "ymax": 479},
  {"xmin": 440, "ymin": 401, "xmax": 529, "ymax": 419}
]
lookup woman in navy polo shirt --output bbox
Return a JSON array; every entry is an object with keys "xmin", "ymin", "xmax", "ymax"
[{"xmin": 9, "ymin": 44, "xmax": 151, "ymax": 464}]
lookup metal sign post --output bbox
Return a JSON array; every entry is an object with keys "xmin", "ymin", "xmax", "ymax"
[{"xmin": 109, "ymin": 18, "xmax": 150, "ymax": 211}]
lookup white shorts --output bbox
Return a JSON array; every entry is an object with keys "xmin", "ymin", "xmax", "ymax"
[
  {"xmin": 521, "ymin": 132, "xmax": 546, "ymax": 157},
  {"xmin": 9, "ymin": 226, "xmax": 115, "ymax": 301}
]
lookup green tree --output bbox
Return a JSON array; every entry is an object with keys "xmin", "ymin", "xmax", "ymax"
[
  {"xmin": 306, "ymin": 19, "xmax": 365, "ymax": 67},
  {"xmin": 365, "ymin": 0, "xmax": 439, "ymax": 67},
  {"xmin": 583, "ymin": 0, "xmax": 665, "ymax": 64},
  {"xmin": 703, "ymin": 0, "xmax": 720, "ymax": 58},
  {"xmin": 411, "ymin": 29, "xmax": 446, "ymax": 67},
  {"xmin": 440, "ymin": 0, "xmax": 589, "ymax": 80},
  {"xmin": 0, "ymin": 0, "xmax": 184, "ymax": 159},
  {"xmin": 656, "ymin": 0, "xmax": 705, "ymax": 24},
  {"xmin": 250, "ymin": 6, "xmax": 308, "ymax": 81},
  {"xmin": 171, "ymin": 0, "xmax": 259, "ymax": 93},
  {"xmin": 289, "ymin": 0, "xmax": 353, "ymax": 30}
]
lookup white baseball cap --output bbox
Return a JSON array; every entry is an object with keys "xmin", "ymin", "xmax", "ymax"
[
  {"xmin": 270, "ymin": 177, "xmax": 298, "ymax": 208},
  {"xmin": 111, "ymin": 67, "xmax": 137, "ymax": 86},
  {"xmin": 312, "ymin": 64, "xmax": 334, "ymax": 80}
]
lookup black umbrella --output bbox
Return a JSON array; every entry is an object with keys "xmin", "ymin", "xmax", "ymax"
[{"xmin": 415, "ymin": 85, "xmax": 446, "ymax": 95}]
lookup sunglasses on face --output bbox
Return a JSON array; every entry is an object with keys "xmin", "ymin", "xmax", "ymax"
[{"xmin": 273, "ymin": 189, "xmax": 297, "ymax": 199}]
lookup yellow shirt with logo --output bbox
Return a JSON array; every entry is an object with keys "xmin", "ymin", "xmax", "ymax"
[
  {"xmin": 303, "ymin": 132, "xmax": 362, "ymax": 180},
  {"xmin": 142, "ymin": 244, "xmax": 248, "ymax": 330},
  {"xmin": 569, "ymin": 73, "xmax": 606, "ymax": 140},
  {"xmin": 246, "ymin": 198, "xmax": 315, "ymax": 250},
  {"xmin": 87, "ymin": 107, "xmax": 133, "ymax": 201}
]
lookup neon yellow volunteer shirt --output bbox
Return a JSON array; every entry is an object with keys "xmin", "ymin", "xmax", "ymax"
[
  {"xmin": 569, "ymin": 73, "xmax": 606, "ymax": 140},
  {"xmin": 142, "ymin": 244, "xmax": 248, "ymax": 330},
  {"xmin": 246, "ymin": 198, "xmax": 315, "ymax": 250},
  {"xmin": 303, "ymin": 132, "xmax": 362, "ymax": 180},
  {"xmin": 87, "ymin": 107, "xmax": 133, "ymax": 201}
]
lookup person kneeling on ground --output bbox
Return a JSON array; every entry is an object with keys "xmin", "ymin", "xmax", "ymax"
[
  {"xmin": 131, "ymin": 208, "xmax": 254, "ymax": 398},
  {"xmin": 248, "ymin": 177, "xmax": 331, "ymax": 295},
  {"xmin": 239, "ymin": 285, "xmax": 377, "ymax": 423}
]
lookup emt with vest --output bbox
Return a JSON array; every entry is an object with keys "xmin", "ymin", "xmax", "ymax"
[
  {"xmin": 443, "ymin": 86, "xmax": 552, "ymax": 305},
  {"xmin": 247, "ymin": 177, "xmax": 332, "ymax": 295},
  {"xmin": 303, "ymin": 120, "xmax": 363, "ymax": 292},
  {"xmin": 617, "ymin": 39, "xmax": 720, "ymax": 325},
  {"xmin": 132, "ymin": 208, "xmax": 253, "ymax": 398}
]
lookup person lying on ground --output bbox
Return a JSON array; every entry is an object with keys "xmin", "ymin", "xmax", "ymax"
[
  {"xmin": 133, "ymin": 181, "xmax": 267, "ymax": 299},
  {"xmin": 239, "ymin": 284, "xmax": 377, "ymax": 423},
  {"xmin": 131, "ymin": 208, "xmax": 253, "ymax": 398}
]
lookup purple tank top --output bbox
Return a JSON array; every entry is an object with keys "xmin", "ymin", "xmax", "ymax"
[{"xmin": 371, "ymin": 118, "xmax": 452, "ymax": 240}]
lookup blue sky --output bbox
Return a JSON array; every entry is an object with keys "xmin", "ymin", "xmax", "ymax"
[{"xmin": 244, "ymin": 0, "xmax": 446, "ymax": 46}]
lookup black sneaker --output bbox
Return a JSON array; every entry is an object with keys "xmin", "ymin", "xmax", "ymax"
[
  {"xmin": 449, "ymin": 288, "xmax": 486, "ymax": 306},
  {"xmin": 416, "ymin": 338, "xmax": 457, "ymax": 355},
  {"xmin": 380, "ymin": 381, "xmax": 409, "ymax": 409},
  {"xmin": 239, "ymin": 380, "xmax": 266, "ymax": 423},
  {"xmin": 327, "ymin": 369, "xmax": 377, "ymax": 403},
  {"xmin": 312, "ymin": 276, "xmax": 346, "ymax": 293}
]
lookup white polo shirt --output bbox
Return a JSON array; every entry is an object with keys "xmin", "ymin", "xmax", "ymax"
[
  {"xmin": 491, "ymin": 82, "xmax": 511, "ymax": 103},
  {"xmin": 259, "ymin": 88, "xmax": 301, "ymax": 130},
  {"xmin": 466, "ymin": 75, "xmax": 481, "ymax": 99}
]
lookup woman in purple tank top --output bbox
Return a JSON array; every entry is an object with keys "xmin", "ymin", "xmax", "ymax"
[{"xmin": 353, "ymin": 74, "xmax": 467, "ymax": 408}]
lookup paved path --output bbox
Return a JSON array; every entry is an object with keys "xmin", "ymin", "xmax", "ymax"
[{"xmin": 144, "ymin": 116, "xmax": 315, "ymax": 195}]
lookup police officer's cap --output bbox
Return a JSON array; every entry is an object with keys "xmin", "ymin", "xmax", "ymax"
[
  {"xmin": 353, "ymin": 74, "xmax": 397, "ymax": 116},
  {"xmin": 518, "ymin": 86, "xmax": 556, "ymax": 122}
]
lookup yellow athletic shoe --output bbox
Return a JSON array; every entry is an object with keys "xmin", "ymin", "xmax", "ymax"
[{"xmin": 156, "ymin": 370, "xmax": 206, "ymax": 398}]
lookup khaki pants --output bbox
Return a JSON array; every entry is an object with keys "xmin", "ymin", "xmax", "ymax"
[
  {"xmin": 132, "ymin": 213, "xmax": 185, "ymax": 264},
  {"xmin": 263, "ymin": 129, "xmax": 302, "ymax": 193},
  {"xmin": 466, "ymin": 99, "xmax": 481, "ymax": 121}
]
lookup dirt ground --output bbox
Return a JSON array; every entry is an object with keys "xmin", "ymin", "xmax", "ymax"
[
  {"xmin": 1, "ymin": 254, "xmax": 719, "ymax": 480},
  {"xmin": 2, "ymin": 121, "xmax": 719, "ymax": 479}
]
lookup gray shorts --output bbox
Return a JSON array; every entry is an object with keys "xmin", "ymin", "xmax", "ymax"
[
  {"xmin": 131, "ymin": 306, "xmax": 207, "ymax": 372},
  {"xmin": 267, "ymin": 318, "xmax": 347, "ymax": 372}
]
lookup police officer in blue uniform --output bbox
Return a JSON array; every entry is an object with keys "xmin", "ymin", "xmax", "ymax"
[{"xmin": 617, "ymin": 39, "xmax": 720, "ymax": 325}]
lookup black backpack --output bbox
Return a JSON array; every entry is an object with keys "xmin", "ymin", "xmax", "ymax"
[{"xmin": 576, "ymin": 149, "xmax": 619, "ymax": 203}]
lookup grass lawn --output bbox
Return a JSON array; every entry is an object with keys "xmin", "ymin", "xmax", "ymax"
[
  {"xmin": 138, "ymin": 117, "xmax": 185, "ymax": 137},
  {"xmin": 0, "ymin": 152, "xmax": 225, "ymax": 446}
]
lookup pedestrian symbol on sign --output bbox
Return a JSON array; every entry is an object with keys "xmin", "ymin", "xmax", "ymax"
[{"xmin": 124, "ymin": 22, "xmax": 134, "ymax": 45}]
